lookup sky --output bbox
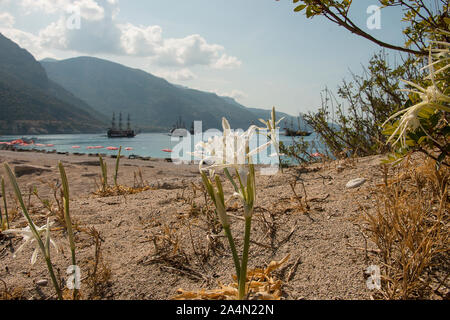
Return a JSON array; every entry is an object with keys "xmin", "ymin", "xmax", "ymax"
[{"xmin": 0, "ymin": 0, "xmax": 411, "ymax": 116}]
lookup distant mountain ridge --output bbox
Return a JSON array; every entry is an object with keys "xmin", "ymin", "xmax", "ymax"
[
  {"xmin": 0, "ymin": 33, "xmax": 106, "ymax": 135},
  {"xmin": 0, "ymin": 32, "xmax": 310, "ymax": 136},
  {"xmin": 41, "ymin": 57, "xmax": 257, "ymax": 131},
  {"xmin": 41, "ymin": 56, "xmax": 309, "ymax": 132}
]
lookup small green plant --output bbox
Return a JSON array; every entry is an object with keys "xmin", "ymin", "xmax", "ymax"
[
  {"xmin": 99, "ymin": 154, "xmax": 108, "ymax": 192},
  {"xmin": 1, "ymin": 177, "xmax": 9, "ymax": 230},
  {"xmin": 58, "ymin": 162, "xmax": 79, "ymax": 300},
  {"xmin": 279, "ymin": 137, "xmax": 312, "ymax": 165},
  {"xmin": 95, "ymin": 149, "xmax": 151, "ymax": 197},
  {"xmin": 3, "ymin": 163, "xmax": 62, "ymax": 300},
  {"xmin": 114, "ymin": 146, "xmax": 122, "ymax": 186}
]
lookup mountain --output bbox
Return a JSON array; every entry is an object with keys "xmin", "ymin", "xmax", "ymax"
[
  {"xmin": 0, "ymin": 33, "xmax": 106, "ymax": 135},
  {"xmin": 219, "ymin": 96, "xmax": 312, "ymax": 131},
  {"xmin": 41, "ymin": 56, "xmax": 297, "ymax": 132},
  {"xmin": 245, "ymin": 107, "xmax": 313, "ymax": 132}
]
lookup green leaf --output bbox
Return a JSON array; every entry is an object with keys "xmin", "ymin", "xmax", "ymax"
[{"xmin": 294, "ymin": 4, "xmax": 307, "ymax": 12}]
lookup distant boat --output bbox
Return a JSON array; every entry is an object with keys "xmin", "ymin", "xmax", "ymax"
[
  {"xmin": 107, "ymin": 113, "xmax": 136, "ymax": 138},
  {"xmin": 283, "ymin": 128, "xmax": 312, "ymax": 137},
  {"xmin": 169, "ymin": 116, "xmax": 194, "ymax": 137},
  {"xmin": 283, "ymin": 116, "xmax": 312, "ymax": 137}
]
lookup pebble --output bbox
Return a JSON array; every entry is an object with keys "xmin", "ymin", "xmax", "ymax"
[
  {"xmin": 345, "ymin": 178, "xmax": 367, "ymax": 189},
  {"xmin": 36, "ymin": 279, "xmax": 48, "ymax": 287}
]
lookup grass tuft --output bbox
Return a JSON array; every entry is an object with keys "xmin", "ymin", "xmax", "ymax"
[{"xmin": 360, "ymin": 157, "xmax": 449, "ymax": 299}]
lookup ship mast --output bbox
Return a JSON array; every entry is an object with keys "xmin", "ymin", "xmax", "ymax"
[
  {"xmin": 119, "ymin": 112, "xmax": 123, "ymax": 130},
  {"xmin": 111, "ymin": 112, "xmax": 116, "ymax": 130},
  {"xmin": 127, "ymin": 114, "xmax": 131, "ymax": 130}
]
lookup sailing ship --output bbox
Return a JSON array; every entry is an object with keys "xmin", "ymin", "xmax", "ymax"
[
  {"xmin": 169, "ymin": 116, "xmax": 194, "ymax": 137},
  {"xmin": 283, "ymin": 116, "xmax": 312, "ymax": 137},
  {"xmin": 107, "ymin": 113, "xmax": 136, "ymax": 138}
]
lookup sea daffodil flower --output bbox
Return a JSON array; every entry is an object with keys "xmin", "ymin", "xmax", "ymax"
[
  {"xmin": 383, "ymin": 41, "xmax": 450, "ymax": 148},
  {"xmin": 191, "ymin": 118, "xmax": 271, "ymax": 175},
  {"xmin": 192, "ymin": 111, "xmax": 283, "ymax": 300},
  {"xmin": 257, "ymin": 107, "xmax": 285, "ymax": 158},
  {"xmin": 3, "ymin": 219, "xmax": 58, "ymax": 264}
]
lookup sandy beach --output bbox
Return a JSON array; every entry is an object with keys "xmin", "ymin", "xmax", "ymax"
[{"xmin": 0, "ymin": 149, "xmax": 412, "ymax": 299}]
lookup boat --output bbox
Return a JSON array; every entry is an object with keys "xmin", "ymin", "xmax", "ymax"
[
  {"xmin": 283, "ymin": 116, "xmax": 312, "ymax": 137},
  {"xmin": 283, "ymin": 128, "xmax": 312, "ymax": 137},
  {"xmin": 169, "ymin": 117, "xmax": 194, "ymax": 137},
  {"xmin": 107, "ymin": 113, "xmax": 136, "ymax": 138}
]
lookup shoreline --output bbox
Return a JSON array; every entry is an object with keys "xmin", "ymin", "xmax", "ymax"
[{"xmin": 0, "ymin": 144, "xmax": 171, "ymax": 162}]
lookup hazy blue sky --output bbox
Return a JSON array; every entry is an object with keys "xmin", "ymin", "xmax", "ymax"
[{"xmin": 0, "ymin": 0, "xmax": 410, "ymax": 116}]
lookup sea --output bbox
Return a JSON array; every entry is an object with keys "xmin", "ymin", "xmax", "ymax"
[{"xmin": 0, "ymin": 132, "xmax": 324, "ymax": 164}]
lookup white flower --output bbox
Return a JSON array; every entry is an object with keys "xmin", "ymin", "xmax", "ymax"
[
  {"xmin": 383, "ymin": 40, "xmax": 450, "ymax": 148},
  {"xmin": 191, "ymin": 118, "xmax": 272, "ymax": 174},
  {"xmin": 3, "ymin": 219, "xmax": 58, "ymax": 264},
  {"xmin": 257, "ymin": 107, "xmax": 285, "ymax": 158}
]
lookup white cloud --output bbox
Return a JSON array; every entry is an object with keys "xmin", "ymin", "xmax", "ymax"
[
  {"xmin": 0, "ymin": 27, "xmax": 56, "ymax": 60},
  {"xmin": 20, "ymin": 0, "xmax": 64, "ymax": 14},
  {"xmin": 153, "ymin": 34, "xmax": 224, "ymax": 67},
  {"xmin": 39, "ymin": 18, "xmax": 70, "ymax": 50},
  {"xmin": 119, "ymin": 23, "xmax": 162, "ymax": 56},
  {"xmin": 119, "ymin": 28, "xmax": 241, "ymax": 69},
  {"xmin": 213, "ymin": 89, "xmax": 247, "ymax": 101},
  {"xmin": 5, "ymin": 0, "xmax": 242, "ymax": 70},
  {"xmin": 212, "ymin": 54, "xmax": 242, "ymax": 69},
  {"xmin": 0, "ymin": 12, "xmax": 15, "ymax": 28},
  {"xmin": 76, "ymin": 0, "xmax": 105, "ymax": 21},
  {"xmin": 20, "ymin": 0, "xmax": 104, "ymax": 20},
  {"xmin": 154, "ymin": 68, "xmax": 197, "ymax": 82}
]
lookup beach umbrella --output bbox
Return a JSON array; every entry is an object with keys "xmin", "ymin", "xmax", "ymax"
[
  {"xmin": 162, "ymin": 149, "xmax": 172, "ymax": 153},
  {"xmin": 72, "ymin": 146, "xmax": 81, "ymax": 149},
  {"xmin": 311, "ymin": 152, "xmax": 325, "ymax": 158}
]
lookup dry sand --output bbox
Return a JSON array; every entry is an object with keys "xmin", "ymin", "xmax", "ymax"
[{"xmin": 0, "ymin": 149, "xmax": 386, "ymax": 300}]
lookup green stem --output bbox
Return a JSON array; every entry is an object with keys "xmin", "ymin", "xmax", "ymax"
[
  {"xmin": 223, "ymin": 168, "xmax": 239, "ymax": 193},
  {"xmin": 58, "ymin": 162, "xmax": 78, "ymax": 299},
  {"xmin": 238, "ymin": 216, "xmax": 252, "ymax": 300},
  {"xmin": 44, "ymin": 250, "xmax": 63, "ymax": 300},
  {"xmin": 223, "ymin": 225, "xmax": 241, "ymax": 281},
  {"xmin": 114, "ymin": 146, "xmax": 122, "ymax": 186},
  {"xmin": 1, "ymin": 177, "xmax": 9, "ymax": 229}
]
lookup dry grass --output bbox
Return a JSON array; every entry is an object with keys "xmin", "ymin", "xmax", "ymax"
[
  {"xmin": 173, "ymin": 254, "xmax": 290, "ymax": 300},
  {"xmin": 360, "ymin": 157, "xmax": 449, "ymax": 299},
  {"xmin": 93, "ymin": 184, "xmax": 152, "ymax": 197},
  {"xmin": 146, "ymin": 224, "xmax": 190, "ymax": 267},
  {"xmin": 82, "ymin": 227, "xmax": 112, "ymax": 300},
  {"xmin": 0, "ymin": 279, "xmax": 24, "ymax": 300}
]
